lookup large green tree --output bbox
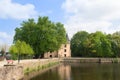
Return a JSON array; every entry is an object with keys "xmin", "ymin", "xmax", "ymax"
[
  {"xmin": 71, "ymin": 31, "xmax": 113, "ymax": 57},
  {"xmin": 9, "ymin": 40, "xmax": 34, "ymax": 60},
  {"xmin": 71, "ymin": 31, "xmax": 89, "ymax": 57},
  {"xmin": 109, "ymin": 31, "xmax": 120, "ymax": 57},
  {"xmin": 14, "ymin": 16, "xmax": 67, "ymax": 58},
  {"xmin": 88, "ymin": 31, "xmax": 113, "ymax": 57}
]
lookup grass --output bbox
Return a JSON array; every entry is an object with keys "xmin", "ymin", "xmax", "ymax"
[
  {"xmin": 112, "ymin": 58, "xmax": 119, "ymax": 63},
  {"xmin": 24, "ymin": 61, "xmax": 59, "ymax": 75}
]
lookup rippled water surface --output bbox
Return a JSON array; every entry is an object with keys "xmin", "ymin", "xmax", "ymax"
[{"xmin": 30, "ymin": 63, "xmax": 120, "ymax": 80}]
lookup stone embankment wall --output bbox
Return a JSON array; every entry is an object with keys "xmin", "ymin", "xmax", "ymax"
[
  {"xmin": 20, "ymin": 58, "xmax": 59, "ymax": 70},
  {"xmin": 0, "ymin": 65, "xmax": 23, "ymax": 80},
  {"xmin": 61, "ymin": 58, "xmax": 120, "ymax": 63},
  {"xmin": 0, "ymin": 58, "xmax": 60, "ymax": 80}
]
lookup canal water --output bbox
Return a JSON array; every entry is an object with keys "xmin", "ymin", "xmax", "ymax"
[{"xmin": 30, "ymin": 63, "xmax": 120, "ymax": 80}]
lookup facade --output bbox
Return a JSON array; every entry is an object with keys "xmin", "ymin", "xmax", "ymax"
[
  {"xmin": 44, "ymin": 51, "xmax": 58, "ymax": 58},
  {"xmin": 58, "ymin": 43, "xmax": 71, "ymax": 58},
  {"xmin": 43, "ymin": 34, "xmax": 71, "ymax": 58},
  {"xmin": 43, "ymin": 43, "xmax": 71, "ymax": 58}
]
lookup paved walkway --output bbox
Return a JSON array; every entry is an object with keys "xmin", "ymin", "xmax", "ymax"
[
  {"xmin": 0, "ymin": 60, "xmax": 7, "ymax": 68},
  {"xmin": 0, "ymin": 60, "xmax": 17, "ymax": 68}
]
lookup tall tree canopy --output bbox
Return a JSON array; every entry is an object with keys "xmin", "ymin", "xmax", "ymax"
[
  {"xmin": 14, "ymin": 16, "xmax": 67, "ymax": 57},
  {"xmin": 109, "ymin": 31, "xmax": 120, "ymax": 57},
  {"xmin": 88, "ymin": 31, "xmax": 113, "ymax": 57},
  {"xmin": 71, "ymin": 31, "xmax": 119, "ymax": 57},
  {"xmin": 71, "ymin": 31, "xmax": 89, "ymax": 57}
]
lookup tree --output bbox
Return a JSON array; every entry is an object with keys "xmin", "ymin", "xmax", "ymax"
[
  {"xmin": 109, "ymin": 31, "xmax": 120, "ymax": 57},
  {"xmin": 0, "ymin": 44, "xmax": 7, "ymax": 56},
  {"xmin": 84, "ymin": 31, "xmax": 113, "ymax": 57},
  {"xmin": 9, "ymin": 40, "xmax": 34, "ymax": 61},
  {"xmin": 71, "ymin": 31, "xmax": 89, "ymax": 57},
  {"xmin": 71, "ymin": 31, "xmax": 113, "ymax": 57},
  {"xmin": 14, "ymin": 16, "xmax": 67, "ymax": 58}
]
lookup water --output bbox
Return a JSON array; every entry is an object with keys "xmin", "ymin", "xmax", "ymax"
[{"xmin": 30, "ymin": 63, "xmax": 120, "ymax": 80}]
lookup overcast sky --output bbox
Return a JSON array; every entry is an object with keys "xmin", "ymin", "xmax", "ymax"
[{"xmin": 0, "ymin": 0, "xmax": 120, "ymax": 45}]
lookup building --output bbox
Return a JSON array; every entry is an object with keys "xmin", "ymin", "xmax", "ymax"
[
  {"xmin": 58, "ymin": 43, "xmax": 71, "ymax": 58},
  {"xmin": 43, "ymin": 34, "xmax": 71, "ymax": 58}
]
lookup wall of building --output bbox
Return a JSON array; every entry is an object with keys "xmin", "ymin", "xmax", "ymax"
[
  {"xmin": 44, "ymin": 43, "xmax": 71, "ymax": 58},
  {"xmin": 44, "ymin": 51, "xmax": 58, "ymax": 58},
  {"xmin": 58, "ymin": 44, "xmax": 71, "ymax": 58},
  {"xmin": 19, "ymin": 58, "xmax": 59, "ymax": 70}
]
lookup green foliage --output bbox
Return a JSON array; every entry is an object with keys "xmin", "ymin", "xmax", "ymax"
[
  {"xmin": 24, "ymin": 67, "xmax": 30, "ymax": 75},
  {"xmin": 24, "ymin": 61, "xmax": 59, "ymax": 75},
  {"xmin": 14, "ymin": 16, "xmax": 67, "ymax": 57},
  {"xmin": 0, "ymin": 48, "xmax": 5, "ymax": 56},
  {"xmin": 88, "ymin": 31, "xmax": 113, "ymax": 57},
  {"xmin": 9, "ymin": 40, "xmax": 34, "ymax": 59},
  {"xmin": 0, "ymin": 44, "xmax": 7, "ymax": 56},
  {"xmin": 71, "ymin": 31, "xmax": 89, "ymax": 57},
  {"xmin": 112, "ymin": 58, "xmax": 119, "ymax": 63},
  {"xmin": 110, "ymin": 31, "xmax": 120, "ymax": 57},
  {"xmin": 71, "ymin": 31, "xmax": 120, "ymax": 57}
]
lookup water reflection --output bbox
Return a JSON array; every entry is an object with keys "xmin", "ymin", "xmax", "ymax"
[
  {"xmin": 30, "ymin": 63, "xmax": 120, "ymax": 80},
  {"xmin": 58, "ymin": 64, "xmax": 71, "ymax": 80}
]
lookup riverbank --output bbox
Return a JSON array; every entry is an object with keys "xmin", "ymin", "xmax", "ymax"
[
  {"xmin": 61, "ymin": 57, "xmax": 120, "ymax": 63},
  {"xmin": 23, "ymin": 63, "xmax": 60, "ymax": 80},
  {"xmin": 0, "ymin": 58, "xmax": 120, "ymax": 80},
  {"xmin": 0, "ymin": 58, "xmax": 60, "ymax": 80},
  {"xmin": 22, "ymin": 58, "xmax": 60, "ymax": 80}
]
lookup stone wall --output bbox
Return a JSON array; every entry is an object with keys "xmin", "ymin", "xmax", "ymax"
[
  {"xmin": 0, "ymin": 58, "xmax": 59, "ymax": 80},
  {"xmin": 61, "ymin": 58, "xmax": 120, "ymax": 63},
  {"xmin": 0, "ymin": 58, "xmax": 60, "ymax": 80},
  {"xmin": 44, "ymin": 51, "xmax": 58, "ymax": 58},
  {"xmin": 19, "ymin": 58, "xmax": 59, "ymax": 70},
  {"xmin": 0, "ymin": 65, "xmax": 23, "ymax": 80},
  {"xmin": 58, "ymin": 44, "xmax": 71, "ymax": 58}
]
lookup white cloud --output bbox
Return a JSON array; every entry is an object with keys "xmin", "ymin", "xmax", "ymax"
[
  {"xmin": 0, "ymin": 0, "xmax": 38, "ymax": 19},
  {"xmin": 62, "ymin": 0, "xmax": 120, "ymax": 38},
  {"xmin": 0, "ymin": 32, "xmax": 13, "ymax": 45}
]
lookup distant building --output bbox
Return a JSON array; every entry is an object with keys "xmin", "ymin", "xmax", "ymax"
[
  {"xmin": 58, "ymin": 43, "xmax": 71, "ymax": 58},
  {"xmin": 43, "ymin": 34, "xmax": 71, "ymax": 58}
]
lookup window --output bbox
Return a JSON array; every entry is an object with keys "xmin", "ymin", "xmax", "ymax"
[
  {"xmin": 64, "ymin": 44, "xmax": 66, "ymax": 47},
  {"xmin": 64, "ymin": 49, "xmax": 66, "ymax": 52},
  {"xmin": 64, "ymin": 54, "xmax": 66, "ymax": 57}
]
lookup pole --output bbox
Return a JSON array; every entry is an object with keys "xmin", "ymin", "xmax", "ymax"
[{"xmin": 18, "ymin": 52, "xmax": 20, "ymax": 64}]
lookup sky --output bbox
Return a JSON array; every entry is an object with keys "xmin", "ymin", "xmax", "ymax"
[{"xmin": 1, "ymin": 0, "xmax": 120, "ymax": 46}]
